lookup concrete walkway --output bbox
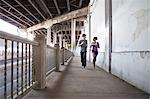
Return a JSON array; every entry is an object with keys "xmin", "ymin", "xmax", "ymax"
[{"xmin": 24, "ymin": 57, "xmax": 149, "ymax": 99}]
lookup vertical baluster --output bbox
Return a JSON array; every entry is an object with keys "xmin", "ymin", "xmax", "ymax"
[
  {"xmin": 21, "ymin": 43, "xmax": 24, "ymax": 94},
  {"xmin": 25, "ymin": 43, "xmax": 27, "ymax": 89},
  {"xmin": 11, "ymin": 41, "xmax": 14, "ymax": 99},
  {"xmin": 28, "ymin": 44, "xmax": 31, "ymax": 86},
  {"xmin": 16, "ymin": 42, "xmax": 19, "ymax": 95},
  {"xmin": 31, "ymin": 45, "xmax": 34, "ymax": 84},
  {"xmin": 4, "ymin": 39, "xmax": 7, "ymax": 99}
]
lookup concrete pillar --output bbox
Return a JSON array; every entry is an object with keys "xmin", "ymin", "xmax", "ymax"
[
  {"xmin": 63, "ymin": 39, "xmax": 65, "ymax": 49},
  {"xmin": 47, "ymin": 27, "xmax": 51, "ymax": 46},
  {"xmin": 61, "ymin": 36, "xmax": 65, "ymax": 65},
  {"xmin": 33, "ymin": 34, "xmax": 46, "ymax": 89},
  {"xmin": 105, "ymin": 0, "xmax": 112, "ymax": 73},
  {"xmin": 54, "ymin": 44, "xmax": 60, "ymax": 71},
  {"xmin": 59, "ymin": 34, "xmax": 62, "ymax": 48},
  {"xmin": 88, "ymin": 15, "xmax": 91, "ymax": 62},
  {"xmin": 71, "ymin": 19, "xmax": 76, "ymax": 52},
  {"xmin": 53, "ymin": 32, "xmax": 57, "ymax": 45}
]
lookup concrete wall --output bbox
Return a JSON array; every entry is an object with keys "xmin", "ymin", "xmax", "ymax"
[
  {"xmin": 85, "ymin": 0, "xmax": 150, "ymax": 94},
  {"xmin": 111, "ymin": 0, "xmax": 150, "ymax": 94}
]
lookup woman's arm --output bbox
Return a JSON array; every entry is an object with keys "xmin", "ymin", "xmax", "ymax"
[{"xmin": 97, "ymin": 42, "xmax": 100, "ymax": 48}]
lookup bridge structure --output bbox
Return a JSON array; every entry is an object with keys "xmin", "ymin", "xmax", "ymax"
[{"xmin": 0, "ymin": 0, "xmax": 150, "ymax": 99}]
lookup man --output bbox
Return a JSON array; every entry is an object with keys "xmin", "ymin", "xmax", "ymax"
[{"xmin": 79, "ymin": 34, "xmax": 87, "ymax": 68}]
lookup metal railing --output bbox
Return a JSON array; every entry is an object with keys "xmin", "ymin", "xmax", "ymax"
[
  {"xmin": 64, "ymin": 48, "xmax": 73, "ymax": 62},
  {"xmin": 46, "ymin": 45, "xmax": 57, "ymax": 76},
  {"xmin": 0, "ymin": 31, "xmax": 38, "ymax": 99},
  {"xmin": 46, "ymin": 46, "xmax": 73, "ymax": 76},
  {"xmin": 0, "ymin": 31, "xmax": 73, "ymax": 99}
]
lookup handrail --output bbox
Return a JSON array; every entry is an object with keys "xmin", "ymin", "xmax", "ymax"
[
  {"xmin": 47, "ymin": 45, "xmax": 57, "ymax": 50},
  {"xmin": 0, "ymin": 30, "xmax": 38, "ymax": 46},
  {"xmin": 0, "ymin": 30, "xmax": 38, "ymax": 99}
]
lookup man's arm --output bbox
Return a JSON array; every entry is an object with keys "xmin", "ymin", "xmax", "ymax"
[{"xmin": 79, "ymin": 40, "xmax": 82, "ymax": 46}]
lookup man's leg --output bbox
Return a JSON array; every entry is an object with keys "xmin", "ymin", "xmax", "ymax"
[
  {"xmin": 80, "ymin": 52, "xmax": 84, "ymax": 66},
  {"xmin": 80, "ymin": 52, "xmax": 83, "ymax": 62},
  {"xmin": 85, "ymin": 52, "xmax": 87, "ymax": 67},
  {"xmin": 83, "ymin": 52, "xmax": 86, "ymax": 67}
]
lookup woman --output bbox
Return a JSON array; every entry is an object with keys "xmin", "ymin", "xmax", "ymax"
[{"xmin": 90, "ymin": 37, "xmax": 100, "ymax": 69}]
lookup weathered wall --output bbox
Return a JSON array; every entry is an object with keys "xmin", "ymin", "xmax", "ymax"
[
  {"xmin": 111, "ymin": 0, "xmax": 150, "ymax": 94},
  {"xmin": 85, "ymin": 0, "xmax": 150, "ymax": 94}
]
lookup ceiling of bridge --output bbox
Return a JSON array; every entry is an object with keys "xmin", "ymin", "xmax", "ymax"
[{"xmin": 0, "ymin": 0, "xmax": 90, "ymax": 28}]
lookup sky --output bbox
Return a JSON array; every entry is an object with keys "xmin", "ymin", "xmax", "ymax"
[
  {"xmin": 0, "ymin": 19, "xmax": 19, "ymax": 35},
  {"xmin": 0, "ymin": 19, "xmax": 33, "ymax": 40}
]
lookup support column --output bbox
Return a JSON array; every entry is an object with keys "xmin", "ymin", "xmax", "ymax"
[
  {"xmin": 59, "ymin": 34, "xmax": 63, "ymax": 48},
  {"xmin": 88, "ymin": 15, "xmax": 91, "ymax": 62},
  {"xmin": 47, "ymin": 27, "xmax": 51, "ymax": 46},
  {"xmin": 61, "ymin": 35, "xmax": 65, "ymax": 65},
  {"xmin": 53, "ymin": 32, "xmax": 57, "ymax": 45},
  {"xmin": 63, "ymin": 39, "xmax": 65, "ymax": 48},
  {"xmin": 105, "ymin": 0, "xmax": 112, "ymax": 73},
  {"xmin": 33, "ymin": 34, "xmax": 46, "ymax": 89},
  {"xmin": 54, "ymin": 44, "xmax": 60, "ymax": 71},
  {"xmin": 71, "ymin": 19, "xmax": 76, "ymax": 52}
]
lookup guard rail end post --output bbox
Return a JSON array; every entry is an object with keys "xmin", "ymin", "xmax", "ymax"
[
  {"xmin": 54, "ymin": 43, "xmax": 60, "ymax": 72},
  {"xmin": 33, "ymin": 34, "xmax": 46, "ymax": 89},
  {"xmin": 61, "ymin": 47, "xmax": 65, "ymax": 65}
]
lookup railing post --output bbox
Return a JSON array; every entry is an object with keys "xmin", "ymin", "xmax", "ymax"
[
  {"xmin": 71, "ymin": 19, "xmax": 76, "ymax": 53},
  {"xmin": 54, "ymin": 43, "xmax": 60, "ymax": 71},
  {"xmin": 61, "ymin": 37, "xmax": 65, "ymax": 65},
  {"xmin": 61, "ymin": 47, "xmax": 65, "ymax": 65},
  {"xmin": 33, "ymin": 34, "xmax": 46, "ymax": 89}
]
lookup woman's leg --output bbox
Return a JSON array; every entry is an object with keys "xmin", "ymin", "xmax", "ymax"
[
  {"xmin": 92, "ymin": 52, "xmax": 96, "ymax": 69},
  {"xmin": 93, "ymin": 56, "xmax": 96, "ymax": 69},
  {"xmin": 93, "ymin": 52, "xmax": 98, "ymax": 69}
]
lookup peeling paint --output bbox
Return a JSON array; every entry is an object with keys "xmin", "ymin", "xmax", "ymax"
[{"xmin": 132, "ymin": 9, "xmax": 150, "ymax": 41}]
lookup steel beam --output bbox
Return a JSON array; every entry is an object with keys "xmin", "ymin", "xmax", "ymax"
[
  {"xmin": 71, "ymin": 4, "xmax": 79, "ymax": 8},
  {"xmin": 27, "ymin": 7, "xmax": 88, "ymax": 32},
  {"xmin": 53, "ymin": 0, "xmax": 61, "ymax": 15},
  {"xmin": 66, "ymin": 0, "xmax": 70, "ymax": 11},
  {"xmin": 0, "ymin": 6, "xmax": 31, "ymax": 26},
  {"xmin": 79, "ymin": 0, "xmax": 83, "ymax": 8},
  {"xmin": 1, "ymin": 0, "xmax": 35, "ymax": 24},
  {"xmin": 14, "ymin": 0, "xmax": 41, "ymax": 22},
  {"xmin": 0, "ymin": 12, "xmax": 26, "ymax": 27},
  {"xmin": 39, "ymin": 0, "xmax": 53, "ymax": 18},
  {"xmin": 28, "ymin": 0, "xmax": 46, "ymax": 20}
]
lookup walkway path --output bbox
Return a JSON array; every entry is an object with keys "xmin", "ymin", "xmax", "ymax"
[{"xmin": 24, "ymin": 57, "xmax": 149, "ymax": 99}]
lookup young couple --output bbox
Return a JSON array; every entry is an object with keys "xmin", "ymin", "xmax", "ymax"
[{"xmin": 79, "ymin": 34, "xmax": 100, "ymax": 69}]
